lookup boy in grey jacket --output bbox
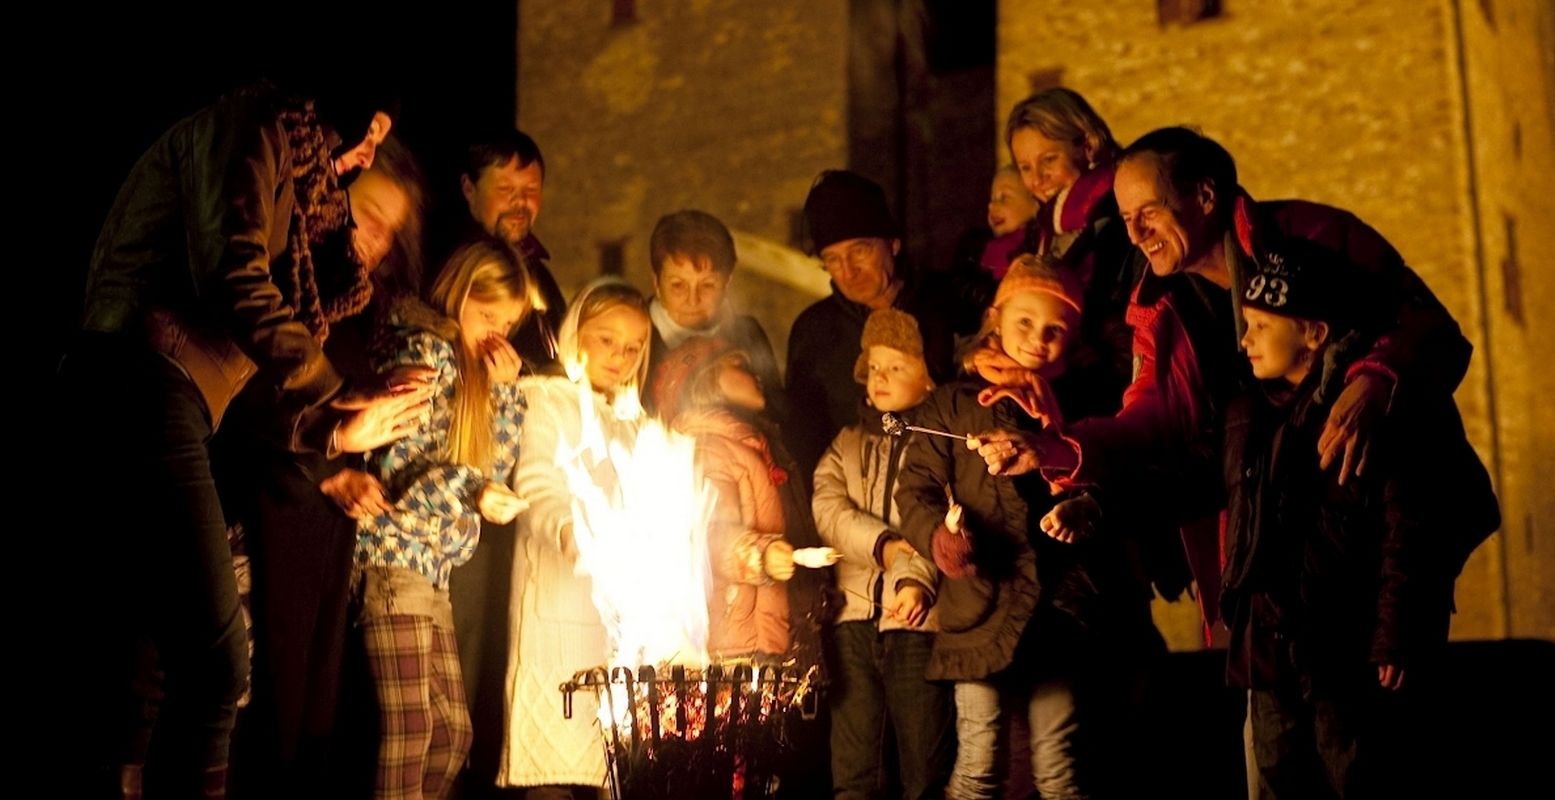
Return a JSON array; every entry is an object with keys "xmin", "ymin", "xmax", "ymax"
[{"xmin": 814, "ymin": 308, "xmax": 954, "ymax": 799}]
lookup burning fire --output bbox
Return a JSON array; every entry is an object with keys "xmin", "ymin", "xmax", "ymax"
[
  {"xmin": 551, "ymin": 358, "xmax": 824, "ymax": 797},
  {"xmin": 554, "ymin": 359, "xmax": 716, "ymax": 671}
]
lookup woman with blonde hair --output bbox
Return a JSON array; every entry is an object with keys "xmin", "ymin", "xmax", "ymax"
[{"xmin": 1004, "ymin": 87, "xmax": 1137, "ymax": 379}]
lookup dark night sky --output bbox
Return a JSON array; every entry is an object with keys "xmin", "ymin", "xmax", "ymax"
[{"xmin": 34, "ymin": 6, "xmax": 518, "ymax": 366}]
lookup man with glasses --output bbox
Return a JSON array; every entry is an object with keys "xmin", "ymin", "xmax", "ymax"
[{"xmin": 786, "ymin": 170, "xmax": 954, "ymax": 482}]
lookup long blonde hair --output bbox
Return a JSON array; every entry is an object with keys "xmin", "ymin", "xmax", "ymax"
[
  {"xmin": 557, "ymin": 278, "xmax": 653, "ymax": 408},
  {"xmin": 429, "ymin": 239, "xmax": 536, "ymax": 469}
]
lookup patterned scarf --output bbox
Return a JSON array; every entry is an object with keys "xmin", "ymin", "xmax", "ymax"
[{"xmin": 272, "ymin": 98, "xmax": 372, "ymax": 342}]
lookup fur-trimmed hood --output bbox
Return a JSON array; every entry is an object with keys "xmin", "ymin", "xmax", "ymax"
[{"xmin": 389, "ymin": 295, "xmax": 459, "ymax": 342}]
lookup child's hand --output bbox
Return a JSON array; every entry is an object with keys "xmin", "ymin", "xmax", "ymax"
[
  {"xmin": 478, "ymin": 483, "xmax": 528, "ymax": 525},
  {"xmin": 1040, "ymin": 495, "xmax": 1101, "ymax": 545},
  {"xmin": 481, "ymin": 335, "xmax": 523, "ymax": 384},
  {"xmin": 889, "ymin": 582, "xmax": 931, "ymax": 628},
  {"xmin": 763, "ymin": 540, "xmax": 796, "ymax": 582},
  {"xmin": 320, "ymin": 468, "xmax": 391, "ymax": 520},
  {"xmin": 1377, "ymin": 663, "xmax": 1406, "ymax": 691}
]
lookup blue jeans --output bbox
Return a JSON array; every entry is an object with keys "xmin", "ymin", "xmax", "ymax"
[
  {"xmin": 946, "ymin": 678, "xmax": 1088, "ymax": 800},
  {"xmin": 61, "ymin": 336, "xmax": 249, "ymax": 796},
  {"xmin": 829, "ymin": 622, "xmax": 954, "ymax": 799}
]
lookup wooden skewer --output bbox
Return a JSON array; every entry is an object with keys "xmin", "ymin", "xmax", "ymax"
[{"xmin": 842, "ymin": 586, "xmax": 884, "ymax": 611}]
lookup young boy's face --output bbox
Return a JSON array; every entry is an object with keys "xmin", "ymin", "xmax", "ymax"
[
  {"xmin": 997, "ymin": 291, "xmax": 1077, "ymax": 375},
  {"xmin": 655, "ymin": 255, "xmax": 730, "ymax": 331},
  {"xmin": 866, "ymin": 345, "xmax": 932, "ymax": 412},
  {"xmin": 1241, "ymin": 305, "xmax": 1326, "ymax": 383},
  {"xmin": 348, "ymin": 169, "xmax": 411, "ymax": 269}
]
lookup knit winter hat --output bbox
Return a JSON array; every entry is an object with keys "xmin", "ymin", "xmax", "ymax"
[
  {"xmin": 993, "ymin": 254, "xmax": 1083, "ymax": 316},
  {"xmin": 853, "ymin": 308, "xmax": 927, "ymax": 384},
  {"xmin": 803, "ymin": 170, "xmax": 898, "ymax": 255}
]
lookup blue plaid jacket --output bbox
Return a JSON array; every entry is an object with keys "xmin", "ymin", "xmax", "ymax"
[{"xmin": 354, "ymin": 328, "xmax": 525, "ymax": 588}]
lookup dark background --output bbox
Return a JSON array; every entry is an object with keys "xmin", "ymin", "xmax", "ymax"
[{"xmin": 35, "ymin": 5, "xmax": 518, "ymax": 368}]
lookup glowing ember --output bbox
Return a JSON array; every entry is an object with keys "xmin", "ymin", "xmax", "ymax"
[{"xmin": 563, "ymin": 663, "xmax": 821, "ymax": 743}]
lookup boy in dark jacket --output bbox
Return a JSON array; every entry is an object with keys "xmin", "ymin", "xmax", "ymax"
[{"xmin": 1222, "ymin": 239, "xmax": 1498, "ymax": 799}]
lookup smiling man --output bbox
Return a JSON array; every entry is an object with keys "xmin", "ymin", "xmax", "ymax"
[{"xmin": 975, "ymin": 127, "xmax": 1475, "ymax": 631}]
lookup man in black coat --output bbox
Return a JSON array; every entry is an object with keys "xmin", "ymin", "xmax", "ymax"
[{"xmin": 785, "ymin": 170, "xmax": 954, "ymax": 484}]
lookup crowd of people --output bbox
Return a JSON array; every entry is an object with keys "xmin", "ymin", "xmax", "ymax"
[{"xmin": 58, "ymin": 79, "xmax": 1498, "ymax": 800}]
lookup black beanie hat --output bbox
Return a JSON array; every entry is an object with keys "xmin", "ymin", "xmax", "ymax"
[{"xmin": 803, "ymin": 170, "xmax": 897, "ymax": 255}]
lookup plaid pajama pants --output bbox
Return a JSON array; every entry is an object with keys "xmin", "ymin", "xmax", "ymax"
[{"xmin": 358, "ymin": 566, "xmax": 473, "ymax": 800}]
